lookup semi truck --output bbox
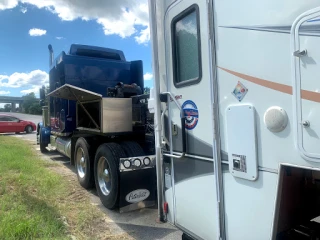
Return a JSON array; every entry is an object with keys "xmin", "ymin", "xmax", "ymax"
[
  {"xmin": 147, "ymin": 0, "xmax": 320, "ymax": 239},
  {"xmin": 37, "ymin": 44, "xmax": 156, "ymax": 213}
]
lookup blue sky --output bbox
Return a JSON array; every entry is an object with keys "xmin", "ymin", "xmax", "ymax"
[{"xmin": 0, "ymin": 0, "xmax": 153, "ymax": 103}]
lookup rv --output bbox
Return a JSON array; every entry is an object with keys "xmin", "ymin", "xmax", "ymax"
[{"xmin": 148, "ymin": 0, "xmax": 320, "ymax": 239}]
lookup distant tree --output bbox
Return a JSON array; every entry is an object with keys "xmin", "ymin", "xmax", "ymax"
[
  {"xmin": 28, "ymin": 102, "xmax": 42, "ymax": 115},
  {"xmin": 4, "ymin": 104, "xmax": 11, "ymax": 112},
  {"xmin": 144, "ymin": 87, "xmax": 150, "ymax": 94},
  {"xmin": 22, "ymin": 92, "xmax": 39, "ymax": 114}
]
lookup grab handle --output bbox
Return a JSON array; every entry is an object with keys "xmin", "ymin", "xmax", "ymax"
[{"xmin": 160, "ymin": 92, "xmax": 186, "ymax": 159}]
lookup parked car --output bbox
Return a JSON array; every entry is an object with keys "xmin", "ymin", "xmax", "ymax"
[{"xmin": 0, "ymin": 114, "xmax": 36, "ymax": 134}]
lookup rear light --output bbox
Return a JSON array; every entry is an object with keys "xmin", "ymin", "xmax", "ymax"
[
  {"xmin": 123, "ymin": 160, "xmax": 131, "ymax": 168},
  {"xmin": 133, "ymin": 158, "xmax": 141, "ymax": 167},
  {"xmin": 164, "ymin": 202, "xmax": 168, "ymax": 213},
  {"xmin": 143, "ymin": 157, "xmax": 151, "ymax": 166}
]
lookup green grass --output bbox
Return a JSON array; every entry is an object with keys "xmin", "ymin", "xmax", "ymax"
[
  {"xmin": 0, "ymin": 136, "xmax": 126, "ymax": 240},
  {"xmin": 0, "ymin": 136, "xmax": 68, "ymax": 240}
]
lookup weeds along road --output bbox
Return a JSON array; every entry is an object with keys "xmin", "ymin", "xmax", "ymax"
[{"xmin": 2, "ymin": 112, "xmax": 182, "ymax": 240}]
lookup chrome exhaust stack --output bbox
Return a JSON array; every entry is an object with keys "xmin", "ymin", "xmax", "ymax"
[{"xmin": 48, "ymin": 44, "xmax": 54, "ymax": 67}]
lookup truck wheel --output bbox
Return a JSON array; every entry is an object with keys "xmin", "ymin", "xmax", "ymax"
[
  {"xmin": 39, "ymin": 133, "xmax": 48, "ymax": 153},
  {"xmin": 94, "ymin": 143, "xmax": 125, "ymax": 209},
  {"xmin": 120, "ymin": 141, "xmax": 145, "ymax": 157},
  {"xmin": 40, "ymin": 143, "xmax": 48, "ymax": 153},
  {"xmin": 74, "ymin": 138, "xmax": 94, "ymax": 189}
]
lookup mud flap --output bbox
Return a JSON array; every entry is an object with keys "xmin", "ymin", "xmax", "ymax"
[{"xmin": 119, "ymin": 167, "xmax": 156, "ymax": 213}]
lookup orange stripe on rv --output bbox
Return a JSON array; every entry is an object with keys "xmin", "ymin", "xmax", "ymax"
[{"xmin": 219, "ymin": 67, "xmax": 320, "ymax": 103}]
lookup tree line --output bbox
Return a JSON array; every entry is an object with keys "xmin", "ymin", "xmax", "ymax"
[{"xmin": 0, "ymin": 92, "xmax": 42, "ymax": 115}]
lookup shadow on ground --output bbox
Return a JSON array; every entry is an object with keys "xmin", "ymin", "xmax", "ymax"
[
  {"xmin": 37, "ymin": 146, "xmax": 182, "ymax": 240},
  {"xmin": 115, "ymin": 223, "xmax": 179, "ymax": 240}
]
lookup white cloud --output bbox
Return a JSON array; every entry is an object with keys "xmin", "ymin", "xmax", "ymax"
[
  {"xmin": 144, "ymin": 72, "xmax": 153, "ymax": 81},
  {"xmin": 135, "ymin": 26, "xmax": 150, "ymax": 45},
  {"xmin": 0, "ymin": 0, "xmax": 149, "ymax": 44},
  {"xmin": 20, "ymin": 7, "xmax": 27, "ymax": 13},
  {"xmin": 56, "ymin": 36, "xmax": 64, "ymax": 40},
  {"xmin": 0, "ymin": 90, "xmax": 10, "ymax": 95},
  {"xmin": 0, "ymin": 70, "xmax": 49, "ymax": 91},
  {"xmin": 21, "ymin": 87, "xmax": 39, "ymax": 94},
  {"xmin": 0, "ymin": 0, "xmax": 18, "ymax": 10},
  {"xmin": 29, "ymin": 28, "xmax": 47, "ymax": 36}
]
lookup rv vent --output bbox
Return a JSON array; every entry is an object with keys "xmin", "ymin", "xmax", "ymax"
[{"xmin": 264, "ymin": 106, "xmax": 288, "ymax": 133}]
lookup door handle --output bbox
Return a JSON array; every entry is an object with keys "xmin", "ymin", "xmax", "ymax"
[
  {"xmin": 301, "ymin": 120, "xmax": 310, "ymax": 128},
  {"xmin": 160, "ymin": 91, "xmax": 186, "ymax": 159},
  {"xmin": 161, "ymin": 107, "xmax": 169, "ymax": 146},
  {"xmin": 172, "ymin": 123, "xmax": 178, "ymax": 136},
  {"xmin": 293, "ymin": 49, "xmax": 307, "ymax": 57},
  {"xmin": 180, "ymin": 116, "xmax": 187, "ymax": 154}
]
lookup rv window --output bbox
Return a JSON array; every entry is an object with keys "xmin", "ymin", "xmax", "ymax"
[{"xmin": 172, "ymin": 5, "xmax": 201, "ymax": 87}]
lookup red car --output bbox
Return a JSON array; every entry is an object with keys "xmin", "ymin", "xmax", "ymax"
[{"xmin": 0, "ymin": 114, "xmax": 36, "ymax": 134}]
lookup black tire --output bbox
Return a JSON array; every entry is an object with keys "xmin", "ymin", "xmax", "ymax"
[
  {"xmin": 25, "ymin": 125, "xmax": 33, "ymax": 134},
  {"xmin": 120, "ymin": 141, "xmax": 145, "ymax": 157},
  {"xmin": 15, "ymin": 132, "xmax": 20, "ymax": 134},
  {"xmin": 39, "ymin": 133, "xmax": 48, "ymax": 153},
  {"xmin": 37, "ymin": 123, "xmax": 40, "ymax": 135},
  {"xmin": 94, "ymin": 143, "xmax": 126, "ymax": 209},
  {"xmin": 74, "ymin": 138, "xmax": 94, "ymax": 189},
  {"xmin": 40, "ymin": 143, "xmax": 48, "ymax": 153}
]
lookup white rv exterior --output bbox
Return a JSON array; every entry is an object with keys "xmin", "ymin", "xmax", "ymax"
[{"xmin": 148, "ymin": 0, "xmax": 320, "ymax": 239}]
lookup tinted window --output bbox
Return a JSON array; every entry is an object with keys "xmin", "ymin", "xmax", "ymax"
[
  {"xmin": 172, "ymin": 5, "xmax": 201, "ymax": 87},
  {"xmin": 10, "ymin": 117, "xmax": 19, "ymax": 122},
  {"xmin": 0, "ymin": 116, "xmax": 18, "ymax": 122},
  {"xmin": 0, "ymin": 117, "xmax": 11, "ymax": 122},
  {"xmin": 75, "ymin": 49, "xmax": 121, "ymax": 60}
]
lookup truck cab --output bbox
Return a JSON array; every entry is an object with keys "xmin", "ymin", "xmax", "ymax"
[{"xmin": 38, "ymin": 44, "xmax": 156, "ymax": 213}]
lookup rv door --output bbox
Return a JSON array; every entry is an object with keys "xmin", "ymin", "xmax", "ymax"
[
  {"xmin": 292, "ymin": 8, "xmax": 320, "ymax": 161},
  {"xmin": 163, "ymin": 0, "xmax": 220, "ymax": 239}
]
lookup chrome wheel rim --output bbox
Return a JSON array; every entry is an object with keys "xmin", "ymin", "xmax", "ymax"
[
  {"xmin": 97, "ymin": 157, "xmax": 111, "ymax": 196},
  {"xmin": 76, "ymin": 147, "xmax": 86, "ymax": 179},
  {"xmin": 27, "ymin": 126, "xmax": 32, "ymax": 132}
]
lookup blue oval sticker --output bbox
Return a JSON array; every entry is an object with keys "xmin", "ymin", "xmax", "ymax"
[{"xmin": 182, "ymin": 100, "xmax": 199, "ymax": 130}]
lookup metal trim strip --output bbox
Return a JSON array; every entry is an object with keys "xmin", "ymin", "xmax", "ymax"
[
  {"xmin": 169, "ymin": 151, "xmax": 279, "ymax": 174},
  {"xmin": 219, "ymin": 24, "xmax": 320, "ymax": 37},
  {"xmin": 50, "ymin": 131, "xmax": 72, "ymax": 137}
]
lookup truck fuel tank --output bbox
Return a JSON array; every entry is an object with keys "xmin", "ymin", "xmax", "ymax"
[{"xmin": 56, "ymin": 137, "xmax": 71, "ymax": 158}]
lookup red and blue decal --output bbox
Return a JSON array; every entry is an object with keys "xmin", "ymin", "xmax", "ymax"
[{"xmin": 182, "ymin": 100, "xmax": 199, "ymax": 130}]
